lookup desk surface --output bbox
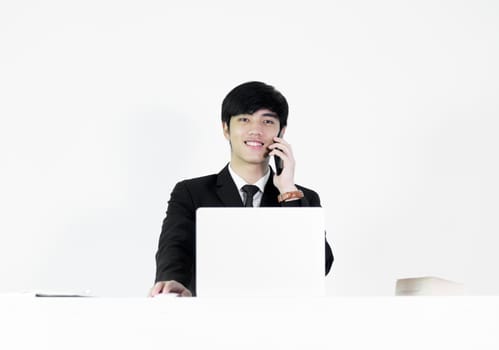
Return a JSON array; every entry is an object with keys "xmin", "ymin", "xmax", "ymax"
[{"xmin": 1, "ymin": 296, "xmax": 498, "ymax": 350}]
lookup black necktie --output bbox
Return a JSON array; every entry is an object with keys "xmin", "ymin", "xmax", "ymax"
[{"xmin": 242, "ymin": 185, "xmax": 259, "ymax": 207}]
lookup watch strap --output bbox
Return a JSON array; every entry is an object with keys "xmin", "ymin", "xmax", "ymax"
[{"xmin": 277, "ymin": 190, "xmax": 304, "ymax": 203}]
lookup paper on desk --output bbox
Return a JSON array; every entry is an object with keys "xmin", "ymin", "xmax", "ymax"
[
  {"xmin": 395, "ymin": 276, "xmax": 466, "ymax": 296},
  {"xmin": 0, "ymin": 290, "xmax": 93, "ymax": 297}
]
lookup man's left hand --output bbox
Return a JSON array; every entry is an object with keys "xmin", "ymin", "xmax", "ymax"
[{"xmin": 269, "ymin": 136, "xmax": 298, "ymax": 193}]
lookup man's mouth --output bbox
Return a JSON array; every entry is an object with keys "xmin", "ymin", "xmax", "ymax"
[{"xmin": 244, "ymin": 141, "xmax": 264, "ymax": 147}]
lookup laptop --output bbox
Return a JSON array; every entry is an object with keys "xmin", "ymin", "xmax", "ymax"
[{"xmin": 196, "ymin": 207, "xmax": 326, "ymax": 297}]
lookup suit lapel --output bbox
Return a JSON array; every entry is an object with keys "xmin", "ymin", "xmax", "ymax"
[
  {"xmin": 261, "ymin": 168, "xmax": 280, "ymax": 207},
  {"xmin": 216, "ymin": 164, "xmax": 280, "ymax": 207},
  {"xmin": 216, "ymin": 164, "xmax": 244, "ymax": 207}
]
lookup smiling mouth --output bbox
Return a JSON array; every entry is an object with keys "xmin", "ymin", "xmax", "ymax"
[{"xmin": 244, "ymin": 141, "xmax": 264, "ymax": 147}]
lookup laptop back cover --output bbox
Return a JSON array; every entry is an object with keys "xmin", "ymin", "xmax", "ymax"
[{"xmin": 196, "ymin": 207, "xmax": 325, "ymax": 297}]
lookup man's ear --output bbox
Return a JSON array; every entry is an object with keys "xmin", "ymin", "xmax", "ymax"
[
  {"xmin": 223, "ymin": 122, "xmax": 230, "ymax": 140},
  {"xmin": 278, "ymin": 126, "xmax": 287, "ymax": 138}
]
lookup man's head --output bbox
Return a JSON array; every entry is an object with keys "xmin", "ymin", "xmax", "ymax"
[
  {"xmin": 221, "ymin": 82, "xmax": 289, "ymax": 171},
  {"xmin": 221, "ymin": 81, "xmax": 288, "ymax": 130}
]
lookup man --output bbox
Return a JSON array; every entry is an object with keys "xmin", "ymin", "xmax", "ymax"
[{"xmin": 150, "ymin": 81, "xmax": 333, "ymax": 297}]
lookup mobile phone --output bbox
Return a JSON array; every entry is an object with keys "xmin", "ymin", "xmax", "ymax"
[{"xmin": 274, "ymin": 129, "xmax": 284, "ymax": 175}]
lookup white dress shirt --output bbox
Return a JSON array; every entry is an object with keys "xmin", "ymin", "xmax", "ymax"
[{"xmin": 228, "ymin": 164, "xmax": 271, "ymax": 207}]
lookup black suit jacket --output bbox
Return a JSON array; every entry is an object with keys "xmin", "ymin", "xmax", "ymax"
[{"xmin": 155, "ymin": 164, "xmax": 334, "ymax": 295}]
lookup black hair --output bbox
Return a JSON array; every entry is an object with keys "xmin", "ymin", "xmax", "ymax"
[{"xmin": 221, "ymin": 81, "xmax": 288, "ymax": 129}]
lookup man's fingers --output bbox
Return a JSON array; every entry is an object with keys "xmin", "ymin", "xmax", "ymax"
[
  {"xmin": 269, "ymin": 148, "xmax": 286, "ymax": 159},
  {"xmin": 269, "ymin": 143, "xmax": 290, "ymax": 155},
  {"xmin": 164, "ymin": 281, "xmax": 191, "ymax": 296},
  {"xmin": 272, "ymin": 136, "xmax": 292, "ymax": 150},
  {"xmin": 150, "ymin": 280, "xmax": 192, "ymax": 297},
  {"xmin": 180, "ymin": 289, "xmax": 192, "ymax": 297},
  {"xmin": 269, "ymin": 140, "xmax": 294, "ymax": 164},
  {"xmin": 149, "ymin": 282, "xmax": 165, "ymax": 297}
]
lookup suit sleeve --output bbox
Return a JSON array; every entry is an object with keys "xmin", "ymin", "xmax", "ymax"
[
  {"xmin": 155, "ymin": 181, "xmax": 196, "ymax": 289},
  {"xmin": 281, "ymin": 188, "xmax": 334, "ymax": 275}
]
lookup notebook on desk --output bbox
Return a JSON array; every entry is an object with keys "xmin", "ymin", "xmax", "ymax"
[{"xmin": 196, "ymin": 207, "xmax": 326, "ymax": 297}]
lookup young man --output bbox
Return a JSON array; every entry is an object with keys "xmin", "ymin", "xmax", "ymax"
[{"xmin": 150, "ymin": 81, "xmax": 334, "ymax": 297}]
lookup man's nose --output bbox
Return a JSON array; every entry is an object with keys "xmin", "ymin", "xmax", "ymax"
[
  {"xmin": 248, "ymin": 128, "xmax": 263, "ymax": 136},
  {"xmin": 248, "ymin": 122, "xmax": 263, "ymax": 135}
]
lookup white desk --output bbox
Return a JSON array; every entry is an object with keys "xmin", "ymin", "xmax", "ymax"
[{"xmin": 1, "ymin": 296, "xmax": 498, "ymax": 350}]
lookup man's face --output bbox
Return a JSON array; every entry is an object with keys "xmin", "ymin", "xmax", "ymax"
[{"xmin": 223, "ymin": 109, "xmax": 283, "ymax": 167}]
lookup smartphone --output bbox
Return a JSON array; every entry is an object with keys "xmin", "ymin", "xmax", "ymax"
[{"xmin": 274, "ymin": 129, "xmax": 284, "ymax": 175}]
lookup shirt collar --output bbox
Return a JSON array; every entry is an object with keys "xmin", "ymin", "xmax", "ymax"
[{"xmin": 228, "ymin": 163, "xmax": 270, "ymax": 193}]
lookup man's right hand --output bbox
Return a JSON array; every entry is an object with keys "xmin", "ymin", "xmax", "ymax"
[{"xmin": 149, "ymin": 280, "xmax": 192, "ymax": 297}]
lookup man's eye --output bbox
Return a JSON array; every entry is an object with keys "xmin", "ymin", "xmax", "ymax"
[
  {"xmin": 263, "ymin": 119, "xmax": 275, "ymax": 125},
  {"xmin": 239, "ymin": 117, "xmax": 249, "ymax": 122}
]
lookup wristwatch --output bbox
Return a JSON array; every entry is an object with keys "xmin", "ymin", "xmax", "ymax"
[{"xmin": 277, "ymin": 190, "xmax": 304, "ymax": 203}]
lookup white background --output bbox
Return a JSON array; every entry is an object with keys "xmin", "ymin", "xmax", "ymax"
[{"xmin": 1, "ymin": 0, "xmax": 498, "ymax": 297}]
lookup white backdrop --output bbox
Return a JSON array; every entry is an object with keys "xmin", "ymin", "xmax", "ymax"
[{"xmin": 1, "ymin": 0, "xmax": 498, "ymax": 296}]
